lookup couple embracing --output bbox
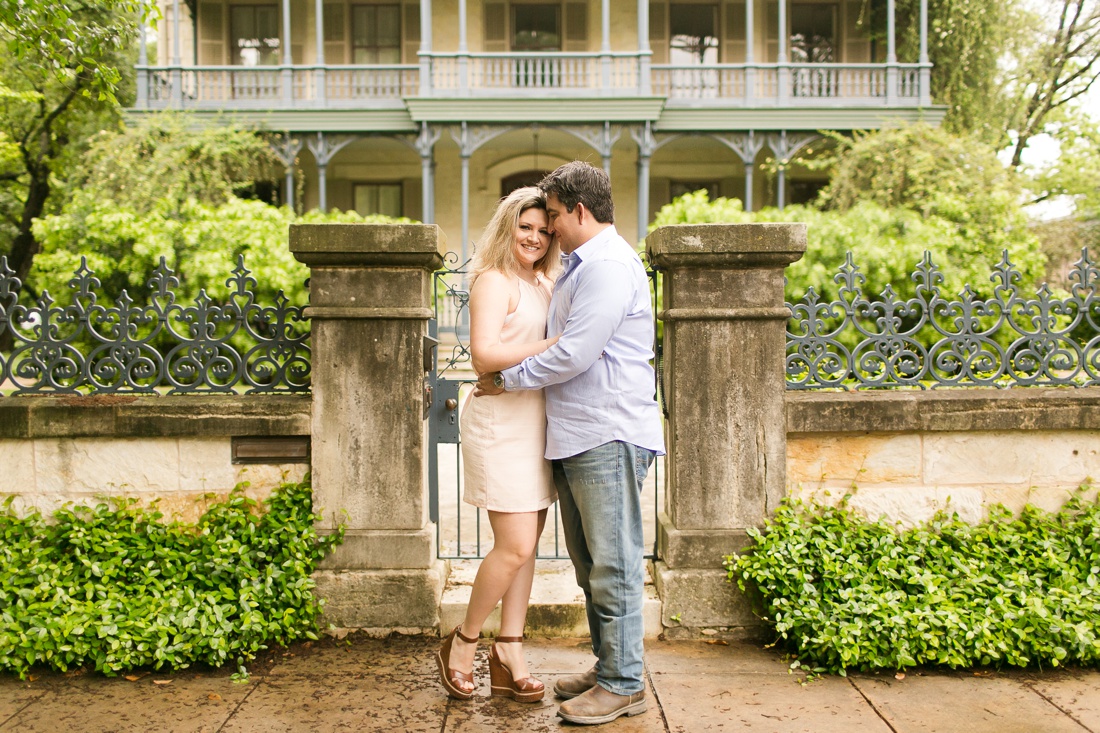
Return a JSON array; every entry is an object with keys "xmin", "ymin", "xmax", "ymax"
[{"xmin": 434, "ymin": 161, "xmax": 664, "ymax": 726}]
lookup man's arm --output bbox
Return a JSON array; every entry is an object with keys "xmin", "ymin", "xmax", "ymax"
[{"xmin": 501, "ymin": 259, "xmax": 633, "ymax": 391}]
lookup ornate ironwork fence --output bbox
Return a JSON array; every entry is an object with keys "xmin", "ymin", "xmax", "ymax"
[
  {"xmin": 787, "ymin": 249, "xmax": 1100, "ymax": 389},
  {"xmin": 0, "ymin": 256, "xmax": 310, "ymax": 394}
]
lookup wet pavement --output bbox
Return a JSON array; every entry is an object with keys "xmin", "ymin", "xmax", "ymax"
[{"xmin": 2, "ymin": 635, "xmax": 1099, "ymax": 732}]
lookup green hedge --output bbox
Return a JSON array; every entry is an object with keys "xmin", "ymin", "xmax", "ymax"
[
  {"xmin": 727, "ymin": 491, "xmax": 1100, "ymax": 675},
  {"xmin": 0, "ymin": 479, "xmax": 342, "ymax": 679}
]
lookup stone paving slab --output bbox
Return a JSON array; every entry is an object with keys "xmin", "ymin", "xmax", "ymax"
[
  {"xmin": 1026, "ymin": 672, "xmax": 1100, "ymax": 732},
  {"xmin": 3, "ymin": 636, "xmax": 1100, "ymax": 732},
  {"xmin": 0, "ymin": 671, "xmax": 253, "ymax": 733},
  {"xmin": 652, "ymin": 671, "xmax": 893, "ymax": 733},
  {"xmin": 849, "ymin": 671, "xmax": 1092, "ymax": 733}
]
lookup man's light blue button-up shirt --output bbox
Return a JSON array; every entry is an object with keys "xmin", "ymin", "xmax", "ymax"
[{"xmin": 501, "ymin": 226, "xmax": 665, "ymax": 460}]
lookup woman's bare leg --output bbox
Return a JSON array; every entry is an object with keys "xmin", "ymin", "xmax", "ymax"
[
  {"xmin": 448, "ymin": 509, "xmax": 542, "ymax": 675},
  {"xmin": 495, "ymin": 508, "xmax": 548, "ymax": 679}
]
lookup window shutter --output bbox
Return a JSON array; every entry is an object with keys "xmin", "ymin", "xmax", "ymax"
[
  {"xmin": 724, "ymin": 2, "xmax": 746, "ymax": 62},
  {"xmin": 405, "ymin": 3, "xmax": 421, "ymax": 62},
  {"xmin": 564, "ymin": 2, "xmax": 587, "ymax": 51},
  {"xmin": 323, "ymin": 2, "xmax": 346, "ymax": 63},
  {"xmin": 287, "ymin": 0, "xmax": 305, "ymax": 62},
  {"xmin": 199, "ymin": 2, "xmax": 225, "ymax": 64},
  {"xmin": 765, "ymin": 0, "xmax": 778, "ymax": 62},
  {"xmin": 484, "ymin": 2, "xmax": 506, "ymax": 52},
  {"xmin": 649, "ymin": 2, "xmax": 667, "ymax": 63},
  {"xmin": 844, "ymin": 0, "xmax": 870, "ymax": 62}
]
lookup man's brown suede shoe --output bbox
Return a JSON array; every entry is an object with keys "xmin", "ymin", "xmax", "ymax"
[
  {"xmin": 556, "ymin": 684, "xmax": 646, "ymax": 725},
  {"xmin": 553, "ymin": 665, "xmax": 598, "ymax": 699}
]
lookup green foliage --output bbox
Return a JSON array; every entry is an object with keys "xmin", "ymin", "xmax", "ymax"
[
  {"xmin": 728, "ymin": 492, "xmax": 1100, "ymax": 674},
  {"xmin": 820, "ymin": 124, "xmax": 1031, "ymax": 248},
  {"xmin": 66, "ymin": 114, "xmax": 283, "ymax": 213},
  {"xmin": 31, "ymin": 197, "xmax": 411, "ymax": 307},
  {"xmin": 0, "ymin": 479, "xmax": 343, "ymax": 679},
  {"xmin": 649, "ymin": 192, "xmax": 1046, "ymax": 306},
  {"xmin": 892, "ymin": 0, "xmax": 1017, "ymax": 142},
  {"xmin": 0, "ymin": 0, "xmax": 149, "ymax": 105}
]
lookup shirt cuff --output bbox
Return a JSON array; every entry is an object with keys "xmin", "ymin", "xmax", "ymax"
[{"xmin": 500, "ymin": 365, "xmax": 520, "ymax": 390}]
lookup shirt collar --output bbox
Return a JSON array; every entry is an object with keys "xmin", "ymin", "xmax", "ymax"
[{"xmin": 560, "ymin": 225, "xmax": 618, "ymax": 269}]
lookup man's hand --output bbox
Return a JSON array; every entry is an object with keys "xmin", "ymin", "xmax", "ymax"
[{"xmin": 473, "ymin": 371, "xmax": 505, "ymax": 397}]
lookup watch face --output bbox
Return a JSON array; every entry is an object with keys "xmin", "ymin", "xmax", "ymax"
[{"xmin": 494, "ymin": 374, "xmax": 505, "ymax": 388}]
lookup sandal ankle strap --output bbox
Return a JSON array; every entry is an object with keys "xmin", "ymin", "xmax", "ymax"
[
  {"xmin": 494, "ymin": 635, "xmax": 524, "ymax": 643},
  {"xmin": 454, "ymin": 626, "xmax": 479, "ymax": 644}
]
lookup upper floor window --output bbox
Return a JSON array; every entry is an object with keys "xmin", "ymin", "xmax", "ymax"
[
  {"xmin": 790, "ymin": 3, "xmax": 837, "ymax": 63},
  {"xmin": 669, "ymin": 4, "xmax": 718, "ymax": 65},
  {"xmin": 513, "ymin": 5, "xmax": 561, "ymax": 51},
  {"xmin": 352, "ymin": 5, "xmax": 402, "ymax": 63},
  {"xmin": 484, "ymin": 3, "xmax": 587, "ymax": 53},
  {"xmin": 231, "ymin": 4, "xmax": 280, "ymax": 65}
]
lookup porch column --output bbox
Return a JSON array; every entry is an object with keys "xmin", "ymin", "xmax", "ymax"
[
  {"xmin": 886, "ymin": 0, "xmax": 898, "ymax": 105},
  {"xmin": 460, "ymin": 137, "xmax": 471, "ymax": 261},
  {"xmin": 777, "ymin": 0, "xmax": 788, "ymax": 105},
  {"xmin": 600, "ymin": 0, "xmax": 612, "ymax": 93},
  {"xmin": 458, "ymin": 0, "xmax": 469, "ymax": 95},
  {"xmin": 290, "ymin": 224, "xmax": 446, "ymax": 630},
  {"xmin": 272, "ymin": 134, "xmax": 303, "ymax": 211},
  {"xmin": 776, "ymin": 131, "xmax": 787, "ymax": 209},
  {"xmin": 282, "ymin": 0, "xmax": 293, "ymax": 104},
  {"xmin": 919, "ymin": 0, "xmax": 931, "ymax": 106},
  {"xmin": 416, "ymin": 123, "xmax": 440, "ymax": 223},
  {"xmin": 137, "ymin": 4, "xmax": 148, "ymax": 108},
  {"xmin": 307, "ymin": 133, "xmax": 357, "ymax": 212},
  {"xmin": 744, "ymin": 0, "xmax": 755, "ymax": 105},
  {"xmin": 170, "ymin": 0, "xmax": 182, "ymax": 106},
  {"xmin": 635, "ymin": 122, "xmax": 655, "ymax": 242},
  {"xmin": 646, "ymin": 222, "xmax": 806, "ymax": 635},
  {"xmin": 419, "ymin": 0, "xmax": 433, "ymax": 95},
  {"xmin": 314, "ymin": 0, "xmax": 326, "ymax": 105},
  {"xmin": 637, "ymin": 0, "xmax": 651, "ymax": 94}
]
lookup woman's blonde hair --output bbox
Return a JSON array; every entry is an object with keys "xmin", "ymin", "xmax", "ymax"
[{"xmin": 469, "ymin": 186, "xmax": 560, "ymax": 283}]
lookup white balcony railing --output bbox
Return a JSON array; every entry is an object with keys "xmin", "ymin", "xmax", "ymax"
[
  {"xmin": 135, "ymin": 59, "xmax": 928, "ymax": 109},
  {"xmin": 650, "ymin": 63, "xmax": 922, "ymax": 104}
]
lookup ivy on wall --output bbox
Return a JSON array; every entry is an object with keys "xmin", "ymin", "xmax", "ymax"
[{"xmin": 0, "ymin": 479, "xmax": 343, "ymax": 679}]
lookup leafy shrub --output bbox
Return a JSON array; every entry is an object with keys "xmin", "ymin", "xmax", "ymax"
[
  {"xmin": 649, "ymin": 192, "xmax": 1047, "ymax": 306},
  {"xmin": 31, "ymin": 196, "xmax": 411, "ymax": 307},
  {"xmin": 0, "ymin": 479, "xmax": 343, "ymax": 679},
  {"xmin": 728, "ymin": 492, "xmax": 1100, "ymax": 674}
]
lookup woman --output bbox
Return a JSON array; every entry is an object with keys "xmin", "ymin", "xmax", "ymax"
[{"xmin": 435, "ymin": 187, "xmax": 560, "ymax": 702}]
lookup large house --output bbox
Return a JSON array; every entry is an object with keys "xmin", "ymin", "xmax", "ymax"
[{"xmin": 137, "ymin": 0, "xmax": 942, "ymax": 256}]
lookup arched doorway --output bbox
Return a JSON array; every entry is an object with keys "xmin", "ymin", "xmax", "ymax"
[{"xmin": 500, "ymin": 169, "xmax": 550, "ymax": 197}]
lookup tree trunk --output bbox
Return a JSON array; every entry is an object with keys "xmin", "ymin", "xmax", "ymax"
[{"xmin": 0, "ymin": 166, "xmax": 50, "ymax": 353}]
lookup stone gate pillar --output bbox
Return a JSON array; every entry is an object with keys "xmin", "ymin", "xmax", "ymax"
[
  {"xmin": 646, "ymin": 223, "xmax": 806, "ymax": 636},
  {"xmin": 291, "ymin": 223, "xmax": 445, "ymax": 632}
]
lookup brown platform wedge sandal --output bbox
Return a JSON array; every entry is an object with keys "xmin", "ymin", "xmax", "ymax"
[
  {"xmin": 436, "ymin": 626, "xmax": 478, "ymax": 700},
  {"xmin": 488, "ymin": 636, "xmax": 545, "ymax": 703}
]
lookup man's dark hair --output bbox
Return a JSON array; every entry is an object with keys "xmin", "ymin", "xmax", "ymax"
[{"xmin": 537, "ymin": 161, "xmax": 615, "ymax": 224}]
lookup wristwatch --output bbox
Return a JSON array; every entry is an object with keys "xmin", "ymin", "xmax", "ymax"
[{"xmin": 493, "ymin": 373, "xmax": 505, "ymax": 390}]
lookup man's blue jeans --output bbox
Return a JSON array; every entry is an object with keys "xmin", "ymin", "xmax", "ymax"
[{"xmin": 553, "ymin": 441, "xmax": 655, "ymax": 696}]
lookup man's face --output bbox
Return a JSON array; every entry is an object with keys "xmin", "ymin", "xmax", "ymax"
[{"xmin": 545, "ymin": 193, "xmax": 582, "ymax": 254}]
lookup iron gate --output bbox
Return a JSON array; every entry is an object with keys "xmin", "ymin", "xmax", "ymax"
[{"xmin": 426, "ymin": 254, "xmax": 664, "ymax": 560}]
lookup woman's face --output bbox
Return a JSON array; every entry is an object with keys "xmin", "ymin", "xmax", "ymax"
[{"xmin": 512, "ymin": 207, "xmax": 551, "ymax": 271}]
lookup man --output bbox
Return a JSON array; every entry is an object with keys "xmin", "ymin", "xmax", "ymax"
[{"xmin": 476, "ymin": 161, "xmax": 664, "ymax": 725}]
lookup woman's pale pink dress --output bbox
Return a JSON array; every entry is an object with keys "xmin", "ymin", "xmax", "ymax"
[{"xmin": 461, "ymin": 275, "xmax": 557, "ymax": 512}]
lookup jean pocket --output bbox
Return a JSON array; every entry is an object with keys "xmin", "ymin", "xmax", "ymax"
[{"xmin": 633, "ymin": 447, "xmax": 654, "ymax": 487}]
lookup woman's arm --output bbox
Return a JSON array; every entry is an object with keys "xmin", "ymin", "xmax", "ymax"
[{"xmin": 469, "ymin": 270, "xmax": 558, "ymax": 375}]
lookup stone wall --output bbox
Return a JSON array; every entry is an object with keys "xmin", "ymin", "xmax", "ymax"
[
  {"xmin": 0, "ymin": 395, "xmax": 310, "ymax": 522},
  {"xmin": 787, "ymin": 389, "xmax": 1100, "ymax": 525}
]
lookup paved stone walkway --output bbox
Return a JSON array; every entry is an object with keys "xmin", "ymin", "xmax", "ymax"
[{"xmin": 3, "ymin": 635, "xmax": 1099, "ymax": 732}]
